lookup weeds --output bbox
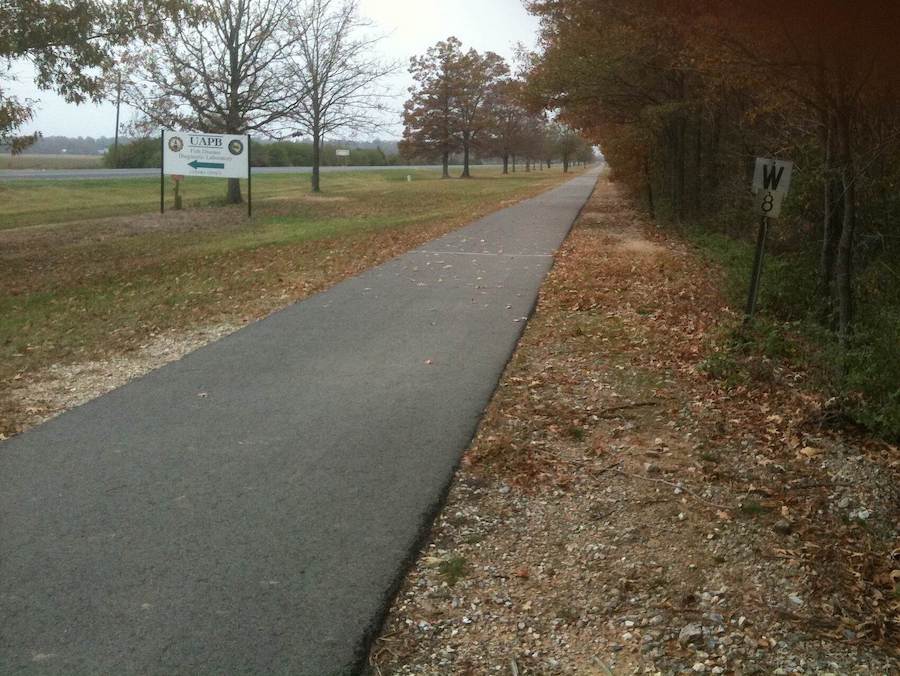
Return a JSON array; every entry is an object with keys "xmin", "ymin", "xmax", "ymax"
[{"xmin": 438, "ymin": 556, "xmax": 469, "ymax": 586}]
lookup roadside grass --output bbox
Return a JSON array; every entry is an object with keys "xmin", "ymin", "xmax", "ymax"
[
  {"xmin": 0, "ymin": 154, "xmax": 104, "ymax": 170},
  {"xmin": 2, "ymin": 168, "xmax": 436, "ymax": 229},
  {"xmin": 0, "ymin": 166, "xmax": 529, "ymax": 230},
  {"xmin": 0, "ymin": 166, "xmax": 576, "ymax": 436}
]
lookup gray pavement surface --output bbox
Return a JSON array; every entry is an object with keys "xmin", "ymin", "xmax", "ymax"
[
  {"xmin": 0, "ymin": 168, "xmax": 600, "ymax": 675},
  {"xmin": 0, "ymin": 164, "xmax": 455, "ymax": 181}
]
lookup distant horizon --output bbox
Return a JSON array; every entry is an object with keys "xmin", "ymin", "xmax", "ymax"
[{"xmin": 14, "ymin": 135, "xmax": 405, "ymax": 156}]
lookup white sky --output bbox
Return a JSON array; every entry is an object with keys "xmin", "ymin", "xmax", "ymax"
[{"xmin": 6, "ymin": 0, "xmax": 539, "ymax": 139}]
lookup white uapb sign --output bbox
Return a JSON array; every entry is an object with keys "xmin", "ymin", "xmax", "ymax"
[
  {"xmin": 163, "ymin": 130, "xmax": 249, "ymax": 179},
  {"xmin": 752, "ymin": 157, "xmax": 793, "ymax": 218}
]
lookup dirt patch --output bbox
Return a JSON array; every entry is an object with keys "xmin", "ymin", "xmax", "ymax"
[
  {"xmin": 368, "ymin": 181, "xmax": 899, "ymax": 675},
  {"xmin": 618, "ymin": 237, "xmax": 667, "ymax": 257}
]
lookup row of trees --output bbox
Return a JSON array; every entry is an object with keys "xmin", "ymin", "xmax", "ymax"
[
  {"xmin": 105, "ymin": 137, "xmax": 394, "ymax": 168},
  {"xmin": 122, "ymin": 0, "xmax": 397, "ymax": 199},
  {"xmin": 400, "ymin": 37, "xmax": 593, "ymax": 178},
  {"xmin": 3, "ymin": 0, "xmax": 396, "ymax": 200},
  {"xmin": 525, "ymin": 0, "xmax": 900, "ymax": 436}
]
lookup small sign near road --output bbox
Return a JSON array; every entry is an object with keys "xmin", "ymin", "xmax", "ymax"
[
  {"xmin": 335, "ymin": 148, "xmax": 351, "ymax": 157},
  {"xmin": 744, "ymin": 157, "xmax": 795, "ymax": 323},
  {"xmin": 163, "ymin": 131, "xmax": 249, "ymax": 179},
  {"xmin": 752, "ymin": 157, "xmax": 793, "ymax": 218},
  {"xmin": 160, "ymin": 130, "xmax": 252, "ymax": 216}
]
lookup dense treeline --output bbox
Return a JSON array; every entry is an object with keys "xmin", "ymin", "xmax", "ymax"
[
  {"xmin": 400, "ymin": 37, "xmax": 594, "ymax": 177},
  {"xmin": 526, "ymin": 1, "xmax": 900, "ymax": 437},
  {"xmin": 105, "ymin": 138, "xmax": 400, "ymax": 169}
]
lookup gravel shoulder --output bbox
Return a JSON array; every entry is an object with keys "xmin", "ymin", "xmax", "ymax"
[{"xmin": 368, "ymin": 179, "xmax": 899, "ymax": 675}]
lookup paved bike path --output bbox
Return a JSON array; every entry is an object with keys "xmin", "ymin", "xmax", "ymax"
[{"xmin": 0, "ymin": 168, "xmax": 600, "ymax": 674}]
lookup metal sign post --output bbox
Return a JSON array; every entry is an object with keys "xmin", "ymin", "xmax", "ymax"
[
  {"xmin": 247, "ymin": 134, "xmax": 252, "ymax": 218},
  {"xmin": 745, "ymin": 215, "xmax": 769, "ymax": 320},
  {"xmin": 744, "ymin": 157, "xmax": 794, "ymax": 324},
  {"xmin": 160, "ymin": 131, "xmax": 165, "ymax": 214}
]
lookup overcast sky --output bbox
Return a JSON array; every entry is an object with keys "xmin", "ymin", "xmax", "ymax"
[{"xmin": 7, "ymin": 0, "xmax": 540, "ymax": 139}]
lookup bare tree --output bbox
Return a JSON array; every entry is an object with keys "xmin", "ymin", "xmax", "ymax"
[
  {"xmin": 125, "ymin": 0, "xmax": 300, "ymax": 203},
  {"xmin": 286, "ymin": 0, "xmax": 397, "ymax": 193}
]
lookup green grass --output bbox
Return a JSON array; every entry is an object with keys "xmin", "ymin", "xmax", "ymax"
[
  {"xmin": 0, "ymin": 153, "xmax": 104, "ymax": 170},
  {"xmin": 0, "ymin": 166, "xmax": 577, "ymax": 435}
]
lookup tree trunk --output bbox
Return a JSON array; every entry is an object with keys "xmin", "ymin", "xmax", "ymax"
[
  {"xmin": 512, "ymin": 154, "xmax": 517, "ymax": 172},
  {"xmin": 677, "ymin": 116, "xmax": 687, "ymax": 221},
  {"xmin": 226, "ymin": 178, "xmax": 242, "ymax": 204},
  {"xmin": 461, "ymin": 137, "xmax": 471, "ymax": 178},
  {"xmin": 694, "ymin": 111, "xmax": 703, "ymax": 217},
  {"xmin": 311, "ymin": 127, "xmax": 322, "ymax": 193},
  {"xmin": 525, "ymin": 158, "xmax": 531, "ymax": 172},
  {"xmin": 502, "ymin": 154, "xmax": 509, "ymax": 174},
  {"xmin": 563, "ymin": 153, "xmax": 569, "ymax": 173},
  {"xmin": 819, "ymin": 116, "xmax": 842, "ymax": 326},
  {"xmin": 442, "ymin": 151, "xmax": 450, "ymax": 178},
  {"xmin": 835, "ymin": 110, "xmax": 856, "ymax": 347},
  {"xmin": 644, "ymin": 155, "xmax": 655, "ymax": 218}
]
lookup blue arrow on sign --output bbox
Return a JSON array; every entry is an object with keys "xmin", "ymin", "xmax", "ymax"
[{"xmin": 188, "ymin": 160, "xmax": 225, "ymax": 170}]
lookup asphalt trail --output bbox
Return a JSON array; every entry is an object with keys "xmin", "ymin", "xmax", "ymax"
[{"xmin": 0, "ymin": 168, "xmax": 600, "ymax": 675}]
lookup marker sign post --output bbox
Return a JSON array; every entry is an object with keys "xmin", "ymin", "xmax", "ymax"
[
  {"xmin": 745, "ymin": 158, "xmax": 793, "ymax": 323},
  {"xmin": 161, "ymin": 130, "xmax": 252, "ymax": 216}
]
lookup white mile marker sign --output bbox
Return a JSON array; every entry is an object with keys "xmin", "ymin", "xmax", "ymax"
[
  {"xmin": 743, "ymin": 156, "xmax": 795, "ymax": 323},
  {"xmin": 752, "ymin": 157, "xmax": 793, "ymax": 218}
]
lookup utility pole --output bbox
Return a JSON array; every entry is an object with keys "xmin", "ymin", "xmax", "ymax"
[{"xmin": 113, "ymin": 71, "xmax": 122, "ymax": 167}]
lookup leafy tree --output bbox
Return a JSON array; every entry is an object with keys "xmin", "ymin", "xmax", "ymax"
[
  {"xmin": 452, "ymin": 47, "xmax": 508, "ymax": 178},
  {"xmin": 525, "ymin": 0, "xmax": 900, "ymax": 438},
  {"xmin": 0, "ymin": 0, "xmax": 188, "ymax": 152},
  {"xmin": 485, "ymin": 79, "xmax": 529, "ymax": 174},
  {"xmin": 401, "ymin": 38, "xmax": 509, "ymax": 179},
  {"xmin": 399, "ymin": 37, "xmax": 465, "ymax": 178}
]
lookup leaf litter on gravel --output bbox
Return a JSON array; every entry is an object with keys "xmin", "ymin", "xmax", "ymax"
[{"xmin": 368, "ymin": 179, "xmax": 899, "ymax": 676}]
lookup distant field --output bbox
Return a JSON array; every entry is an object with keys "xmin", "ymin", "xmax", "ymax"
[
  {"xmin": 0, "ymin": 153, "xmax": 104, "ymax": 170},
  {"xmin": 0, "ymin": 165, "xmax": 579, "ymax": 436}
]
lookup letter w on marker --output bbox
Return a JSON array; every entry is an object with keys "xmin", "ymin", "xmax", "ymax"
[{"xmin": 762, "ymin": 164, "xmax": 785, "ymax": 191}]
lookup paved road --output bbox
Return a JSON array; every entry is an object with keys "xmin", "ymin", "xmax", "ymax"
[
  {"xmin": 0, "ymin": 164, "xmax": 456, "ymax": 181},
  {"xmin": 0, "ymin": 168, "xmax": 600, "ymax": 675}
]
